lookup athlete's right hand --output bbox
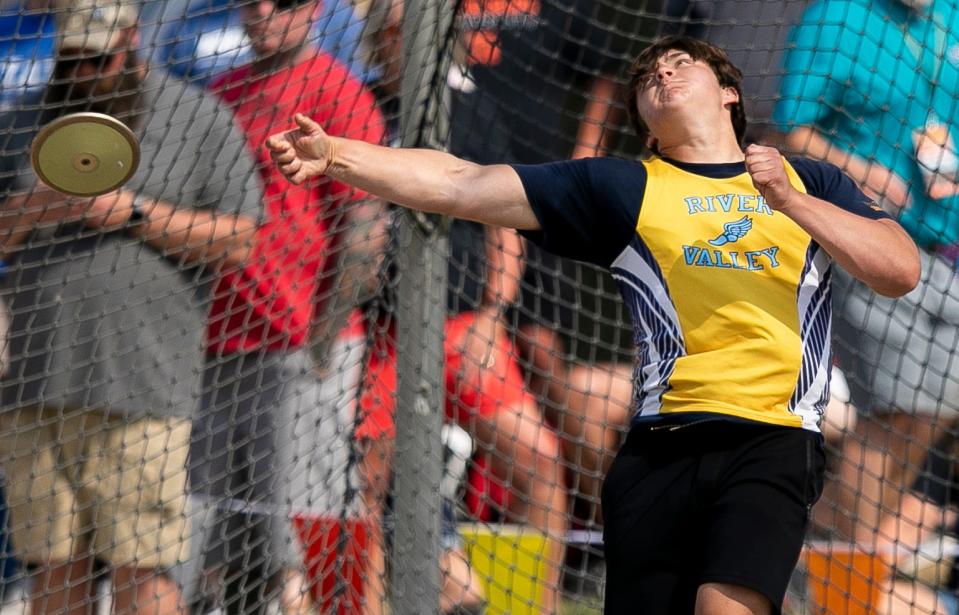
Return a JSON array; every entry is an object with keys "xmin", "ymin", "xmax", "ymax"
[
  {"xmin": 745, "ymin": 143, "xmax": 800, "ymax": 212},
  {"xmin": 266, "ymin": 113, "xmax": 335, "ymax": 185}
]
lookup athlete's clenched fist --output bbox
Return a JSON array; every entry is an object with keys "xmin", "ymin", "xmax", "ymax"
[{"xmin": 744, "ymin": 143, "xmax": 799, "ymax": 211}]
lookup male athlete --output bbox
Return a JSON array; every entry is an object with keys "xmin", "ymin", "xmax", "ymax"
[{"xmin": 265, "ymin": 36, "xmax": 920, "ymax": 615}]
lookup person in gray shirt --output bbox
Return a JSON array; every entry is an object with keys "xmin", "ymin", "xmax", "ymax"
[{"xmin": 0, "ymin": 2, "xmax": 262, "ymax": 615}]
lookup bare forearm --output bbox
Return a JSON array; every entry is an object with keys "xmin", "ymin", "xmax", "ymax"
[
  {"xmin": 879, "ymin": 493, "xmax": 949, "ymax": 559},
  {"xmin": 785, "ymin": 127, "xmax": 913, "ymax": 209},
  {"xmin": 0, "ymin": 199, "xmax": 41, "ymax": 253},
  {"xmin": 325, "ymin": 137, "xmax": 539, "ymax": 229},
  {"xmin": 786, "ymin": 127, "xmax": 870, "ymax": 183},
  {"xmin": 779, "ymin": 192, "xmax": 919, "ymax": 296},
  {"xmin": 269, "ymin": 114, "xmax": 539, "ymax": 229},
  {"xmin": 314, "ymin": 199, "xmax": 389, "ymax": 326},
  {"xmin": 482, "ymin": 226, "xmax": 524, "ymax": 310},
  {"xmin": 130, "ymin": 197, "xmax": 256, "ymax": 268},
  {"xmin": 0, "ymin": 190, "xmax": 75, "ymax": 254},
  {"xmin": 310, "ymin": 198, "xmax": 390, "ymax": 367},
  {"xmin": 573, "ymin": 76, "xmax": 617, "ymax": 159}
]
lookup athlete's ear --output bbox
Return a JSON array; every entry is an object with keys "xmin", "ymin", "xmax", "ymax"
[
  {"xmin": 722, "ymin": 86, "xmax": 740, "ymax": 108},
  {"xmin": 645, "ymin": 136, "xmax": 659, "ymax": 152}
]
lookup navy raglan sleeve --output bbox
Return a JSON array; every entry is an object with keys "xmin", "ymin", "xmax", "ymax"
[
  {"xmin": 789, "ymin": 157, "xmax": 891, "ymax": 220},
  {"xmin": 511, "ymin": 157, "xmax": 645, "ymax": 267}
]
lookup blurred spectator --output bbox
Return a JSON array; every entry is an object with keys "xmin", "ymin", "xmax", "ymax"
[
  {"xmin": 194, "ymin": 0, "xmax": 387, "ymax": 614},
  {"xmin": 155, "ymin": 0, "xmax": 376, "ymax": 86},
  {"xmin": 354, "ymin": 231, "xmax": 543, "ymax": 614},
  {"xmin": 349, "ymin": 9, "xmax": 564, "ymax": 611},
  {"xmin": 0, "ymin": 256, "xmax": 11, "ymax": 594},
  {"xmin": 358, "ymin": 0, "xmax": 653, "ymax": 606},
  {"xmin": 442, "ymin": 0, "xmax": 648, "ymax": 531},
  {"xmin": 0, "ymin": 0, "xmax": 30, "ymax": 382},
  {"xmin": 359, "ymin": 17, "xmax": 570, "ymax": 609},
  {"xmin": 877, "ymin": 430, "xmax": 959, "ymax": 615},
  {"xmin": 155, "ymin": 0, "xmax": 494, "ymax": 611},
  {"xmin": 0, "ymin": 0, "xmax": 56, "ymax": 110},
  {"xmin": 0, "ymin": 0, "xmax": 49, "ymax": 586},
  {"xmin": 0, "ymin": 0, "xmax": 54, "ymax": 215},
  {"xmin": 774, "ymin": 0, "xmax": 959, "ymax": 543},
  {"xmin": 0, "ymin": 2, "xmax": 261, "ymax": 615}
]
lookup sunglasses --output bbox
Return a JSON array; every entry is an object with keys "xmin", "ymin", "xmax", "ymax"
[
  {"xmin": 242, "ymin": 0, "xmax": 314, "ymax": 11},
  {"xmin": 57, "ymin": 51, "xmax": 121, "ymax": 72}
]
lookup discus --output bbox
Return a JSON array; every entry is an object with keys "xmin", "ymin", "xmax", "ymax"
[{"xmin": 30, "ymin": 112, "xmax": 140, "ymax": 197}]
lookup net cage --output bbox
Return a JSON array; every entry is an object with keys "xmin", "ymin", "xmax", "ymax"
[{"xmin": 0, "ymin": 0, "xmax": 956, "ymax": 613}]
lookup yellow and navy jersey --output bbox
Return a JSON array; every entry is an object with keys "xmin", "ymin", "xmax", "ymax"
[{"xmin": 513, "ymin": 155, "xmax": 890, "ymax": 433}]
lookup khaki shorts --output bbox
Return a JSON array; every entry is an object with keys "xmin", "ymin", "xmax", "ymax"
[
  {"xmin": 833, "ymin": 248, "xmax": 959, "ymax": 418},
  {"xmin": 0, "ymin": 408, "xmax": 190, "ymax": 569}
]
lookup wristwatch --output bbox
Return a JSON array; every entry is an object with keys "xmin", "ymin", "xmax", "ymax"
[{"xmin": 129, "ymin": 194, "xmax": 149, "ymax": 228}]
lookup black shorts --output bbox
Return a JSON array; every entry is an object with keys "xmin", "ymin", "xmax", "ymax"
[{"xmin": 601, "ymin": 419, "xmax": 826, "ymax": 614}]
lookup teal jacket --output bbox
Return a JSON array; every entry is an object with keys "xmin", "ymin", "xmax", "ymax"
[{"xmin": 775, "ymin": 0, "xmax": 959, "ymax": 247}]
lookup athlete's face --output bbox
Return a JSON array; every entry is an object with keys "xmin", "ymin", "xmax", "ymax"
[
  {"xmin": 634, "ymin": 50, "xmax": 739, "ymax": 141},
  {"xmin": 241, "ymin": 0, "xmax": 317, "ymax": 57}
]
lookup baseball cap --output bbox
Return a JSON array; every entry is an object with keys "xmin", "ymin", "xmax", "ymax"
[{"xmin": 58, "ymin": 0, "xmax": 137, "ymax": 54}]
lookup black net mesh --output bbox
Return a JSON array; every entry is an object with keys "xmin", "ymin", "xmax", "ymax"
[{"xmin": 0, "ymin": 0, "xmax": 956, "ymax": 613}]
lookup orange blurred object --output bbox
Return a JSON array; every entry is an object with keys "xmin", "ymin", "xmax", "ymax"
[{"xmin": 804, "ymin": 545, "xmax": 890, "ymax": 615}]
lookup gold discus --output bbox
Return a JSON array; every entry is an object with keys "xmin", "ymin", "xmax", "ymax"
[{"xmin": 30, "ymin": 112, "xmax": 140, "ymax": 197}]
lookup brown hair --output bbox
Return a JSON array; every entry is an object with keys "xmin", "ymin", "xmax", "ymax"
[{"xmin": 625, "ymin": 36, "xmax": 746, "ymax": 149}]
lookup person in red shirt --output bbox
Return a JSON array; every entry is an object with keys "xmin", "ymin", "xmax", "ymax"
[
  {"xmin": 191, "ymin": 1, "xmax": 387, "ymax": 614},
  {"xmin": 209, "ymin": 4, "xmax": 385, "ymax": 357},
  {"xmin": 355, "ymin": 226, "xmax": 554, "ymax": 614}
]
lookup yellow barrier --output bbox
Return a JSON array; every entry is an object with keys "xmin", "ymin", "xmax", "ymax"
[{"xmin": 460, "ymin": 523, "xmax": 549, "ymax": 615}]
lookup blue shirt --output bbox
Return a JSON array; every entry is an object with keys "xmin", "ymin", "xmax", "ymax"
[
  {"xmin": 0, "ymin": 9, "xmax": 56, "ymax": 110},
  {"xmin": 774, "ymin": 0, "xmax": 959, "ymax": 247}
]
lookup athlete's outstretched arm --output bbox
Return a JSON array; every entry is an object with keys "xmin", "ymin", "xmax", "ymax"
[
  {"xmin": 745, "ymin": 144, "xmax": 920, "ymax": 298},
  {"xmin": 266, "ymin": 114, "xmax": 540, "ymax": 230}
]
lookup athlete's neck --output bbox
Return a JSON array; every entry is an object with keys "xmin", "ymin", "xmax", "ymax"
[
  {"xmin": 649, "ymin": 105, "xmax": 745, "ymax": 163},
  {"xmin": 657, "ymin": 134, "xmax": 745, "ymax": 164}
]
